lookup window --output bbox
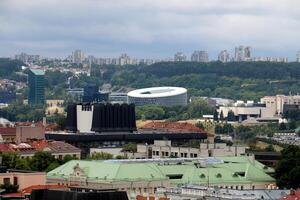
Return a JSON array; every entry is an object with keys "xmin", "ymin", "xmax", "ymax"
[
  {"xmin": 165, "ymin": 152, "xmax": 169, "ymax": 157},
  {"xmin": 13, "ymin": 177, "xmax": 18, "ymax": 186},
  {"xmin": 3, "ymin": 178, "xmax": 10, "ymax": 185},
  {"xmin": 166, "ymin": 174, "xmax": 183, "ymax": 179}
]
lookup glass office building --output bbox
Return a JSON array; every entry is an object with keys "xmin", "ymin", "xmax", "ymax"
[{"xmin": 28, "ymin": 69, "xmax": 45, "ymax": 106}]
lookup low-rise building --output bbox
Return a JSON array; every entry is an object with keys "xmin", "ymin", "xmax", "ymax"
[
  {"xmin": 0, "ymin": 140, "xmax": 81, "ymax": 160},
  {"xmin": 138, "ymin": 140, "xmax": 246, "ymax": 158},
  {"xmin": 47, "ymin": 156, "xmax": 276, "ymax": 198},
  {"xmin": 0, "ymin": 169, "xmax": 46, "ymax": 191}
]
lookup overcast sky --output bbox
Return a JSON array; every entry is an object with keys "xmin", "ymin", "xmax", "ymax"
[{"xmin": 1, "ymin": 0, "xmax": 300, "ymax": 60}]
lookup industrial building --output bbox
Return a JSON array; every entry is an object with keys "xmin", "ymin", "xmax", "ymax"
[
  {"xmin": 127, "ymin": 87, "xmax": 187, "ymax": 106},
  {"xmin": 47, "ymin": 156, "xmax": 276, "ymax": 197}
]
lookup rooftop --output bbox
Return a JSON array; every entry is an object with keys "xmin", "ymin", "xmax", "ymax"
[
  {"xmin": 30, "ymin": 69, "xmax": 45, "ymax": 76},
  {"xmin": 47, "ymin": 156, "xmax": 275, "ymax": 185}
]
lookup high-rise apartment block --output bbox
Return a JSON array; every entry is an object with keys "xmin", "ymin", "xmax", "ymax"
[
  {"xmin": 28, "ymin": 69, "xmax": 45, "ymax": 106},
  {"xmin": 218, "ymin": 50, "xmax": 231, "ymax": 63},
  {"xmin": 297, "ymin": 51, "xmax": 300, "ymax": 62},
  {"xmin": 234, "ymin": 46, "xmax": 251, "ymax": 61},
  {"xmin": 72, "ymin": 50, "xmax": 85, "ymax": 64},
  {"xmin": 191, "ymin": 51, "xmax": 209, "ymax": 62},
  {"xmin": 174, "ymin": 52, "xmax": 187, "ymax": 62}
]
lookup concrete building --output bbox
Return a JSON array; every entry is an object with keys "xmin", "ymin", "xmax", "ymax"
[
  {"xmin": 250, "ymin": 57, "xmax": 288, "ymax": 62},
  {"xmin": 127, "ymin": 87, "xmax": 187, "ymax": 106},
  {"xmin": 28, "ymin": 69, "xmax": 45, "ymax": 106},
  {"xmin": 191, "ymin": 51, "xmax": 209, "ymax": 62},
  {"xmin": 15, "ymin": 125, "xmax": 45, "ymax": 144},
  {"xmin": 217, "ymin": 101, "xmax": 275, "ymax": 122},
  {"xmin": 72, "ymin": 50, "xmax": 85, "ymax": 64},
  {"xmin": 137, "ymin": 140, "xmax": 247, "ymax": 158},
  {"xmin": 260, "ymin": 95, "xmax": 300, "ymax": 116},
  {"xmin": 218, "ymin": 50, "xmax": 231, "ymax": 63},
  {"xmin": 47, "ymin": 156, "xmax": 276, "ymax": 198},
  {"xmin": 174, "ymin": 52, "xmax": 187, "ymax": 62}
]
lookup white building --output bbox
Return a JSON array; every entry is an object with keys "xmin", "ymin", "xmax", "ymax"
[
  {"xmin": 234, "ymin": 46, "xmax": 251, "ymax": 61},
  {"xmin": 296, "ymin": 51, "xmax": 300, "ymax": 62},
  {"xmin": 174, "ymin": 52, "xmax": 187, "ymax": 62},
  {"xmin": 218, "ymin": 50, "xmax": 231, "ymax": 63},
  {"xmin": 191, "ymin": 51, "xmax": 209, "ymax": 62},
  {"xmin": 72, "ymin": 50, "xmax": 85, "ymax": 64},
  {"xmin": 127, "ymin": 87, "xmax": 188, "ymax": 106}
]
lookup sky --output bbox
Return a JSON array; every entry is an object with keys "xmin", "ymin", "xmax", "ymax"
[{"xmin": 1, "ymin": 0, "xmax": 300, "ymax": 60}]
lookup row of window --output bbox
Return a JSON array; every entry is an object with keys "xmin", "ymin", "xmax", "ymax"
[{"xmin": 152, "ymin": 151, "xmax": 198, "ymax": 158}]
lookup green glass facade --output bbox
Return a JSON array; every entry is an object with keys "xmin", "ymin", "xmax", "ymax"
[{"xmin": 28, "ymin": 69, "xmax": 45, "ymax": 106}]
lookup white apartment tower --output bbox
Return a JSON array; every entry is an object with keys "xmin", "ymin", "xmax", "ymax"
[
  {"xmin": 234, "ymin": 46, "xmax": 251, "ymax": 61},
  {"xmin": 191, "ymin": 51, "xmax": 209, "ymax": 62},
  {"xmin": 174, "ymin": 52, "xmax": 187, "ymax": 62},
  {"xmin": 218, "ymin": 50, "xmax": 231, "ymax": 63},
  {"xmin": 72, "ymin": 50, "xmax": 85, "ymax": 64},
  {"xmin": 297, "ymin": 51, "xmax": 300, "ymax": 62}
]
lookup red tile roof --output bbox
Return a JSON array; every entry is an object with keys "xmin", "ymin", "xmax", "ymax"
[
  {"xmin": 280, "ymin": 189, "xmax": 300, "ymax": 200},
  {"xmin": 0, "ymin": 127, "xmax": 16, "ymax": 136},
  {"xmin": 141, "ymin": 121, "xmax": 207, "ymax": 135}
]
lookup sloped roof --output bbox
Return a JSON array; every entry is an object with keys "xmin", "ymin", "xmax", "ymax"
[
  {"xmin": 47, "ymin": 156, "xmax": 275, "ymax": 185},
  {"xmin": 48, "ymin": 160, "xmax": 167, "ymax": 181}
]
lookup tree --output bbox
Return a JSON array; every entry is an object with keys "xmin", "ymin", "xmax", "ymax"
[
  {"xmin": 30, "ymin": 151, "xmax": 55, "ymax": 171},
  {"xmin": 275, "ymin": 145, "xmax": 300, "ymax": 189},
  {"xmin": 89, "ymin": 152, "xmax": 113, "ymax": 160},
  {"xmin": 227, "ymin": 110, "xmax": 235, "ymax": 122},
  {"xmin": 213, "ymin": 110, "xmax": 219, "ymax": 121},
  {"xmin": 219, "ymin": 110, "xmax": 224, "ymax": 121},
  {"xmin": 121, "ymin": 143, "xmax": 137, "ymax": 154},
  {"xmin": 0, "ymin": 183, "xmax": 19, "ymax": 194},
  {"xmin": 288, "ymin": 120, "xmax": 297, "ymax": 130},
  {"xmin": 15, "ymin": 158, "xmax": 31, "ymax": 170},
  {"xmin": 279, "ymin": 122, "xmax": 287, "ymax": 130},
  {"xmin": 187, "ymin": 99, "xmax": 214, "ymax": 119}
]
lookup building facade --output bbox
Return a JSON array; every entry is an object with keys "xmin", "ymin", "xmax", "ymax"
[
  {"xmin": 174, "ymin": 52, "xmax": 187, "ymax": 62},
  {"xmin": 191, "ymin": 51, "xmax": 209, "ymax": 62},
  {"xmin": 28, "ymin": 69, "xmax": 45, "ymax": 106},
  {"xmin": 218, "ymin": 50, "xmax": 231, "ymax": 63}
]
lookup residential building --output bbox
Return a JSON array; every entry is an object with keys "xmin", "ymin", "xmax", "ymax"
[
  {"xmin": 15, "ymin": 125, "xmax": 45, "ymax": 144},
  {"xmin": 72, "ymin": 50, "xmax": 85, "ymax": 64},
  {"xmin": 46, "ymin": 99, "xmax": 65, "ymax": 115},
  {"xmin": 15, "ymin": 53, "xmax": 41, "ymax": 63},
  {"xmin": 47, "ymin": 156, "xmax": 276, "ymax": 197},
  {"xmin": 297, "ymin": 51, "xmax": 300, "ymax": 62},
  {"xmin": 234, "ymin": 46, "xmax": 251, "ymax": 61},
  {"xmin": 0, "ymin": 127, "xmax": 16, "ymax": 143},
  {"xmin": 191, "ymin": 51, "xmax": 209, "ymax": 62},
  {"xmin": 250, "ymin": 57, "xmax": 288, "ymax": 62},
  {"xmin": 0, "ymin": 169, "xmax": 46, "ymax": 191},
  {"xmin": 119, "ymin": 53, "xmax": 131, "ymax": 65},
  {"xmin": 0, "ymin": 140, "xmax": 81, "ymax": 160},
  {"xmin": 174, "ymin": 52, "xmax": 187, "ymax": 62},
  {"xmin": 28, "ymin": 69, "xmax": 45, "ymax": 106},
  {"xmin": 218, "ymin": 50, "xmax": 231, "ymax": 63}
]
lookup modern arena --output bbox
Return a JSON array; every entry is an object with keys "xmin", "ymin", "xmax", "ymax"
[{"xmin": 127, "ymin": 86, "xmax": 187, "ymax": 106}]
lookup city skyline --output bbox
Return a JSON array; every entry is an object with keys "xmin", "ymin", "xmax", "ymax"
[{"xmin": 1, "ymin": 0, "xmax": 300, "ymax": 60}]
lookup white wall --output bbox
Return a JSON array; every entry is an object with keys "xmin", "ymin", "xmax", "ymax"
[{"xmin": 76, "ymin": 105, "xmax": 93, "ymax": 133}]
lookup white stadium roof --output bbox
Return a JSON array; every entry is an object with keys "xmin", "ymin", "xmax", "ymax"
[{"xmin": 127, "ymin": 87, "xmax": 187, "ymax": 98}]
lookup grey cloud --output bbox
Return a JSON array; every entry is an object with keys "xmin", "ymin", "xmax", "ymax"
[{"xmin": 0, "ymin": 0, "xmax": 300, "ymax": 59}]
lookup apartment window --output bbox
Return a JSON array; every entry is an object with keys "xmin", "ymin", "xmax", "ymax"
[
  {"xmin": 175, "ymin": 152, "xmax": 178, "ymax": 157},
  {"xmin": 194, "ymin": 154, "xmax": 197, "ymax": 158},
  {"xmin": 236, "ymin": 186, "xmax": 238, "ymax": 189},
  {"xmin": 156, "ymin": 151, "xmax": 159, "ymax": 156},
  {"xmin": 241, "ymin": 186, "xmax": 244, "ymax": 190},
  {"xmin": 165, "ymin": 152, "xmax": 169, "ymax": 157},
  {"xmin": 162, "ymin": 152, "xmax": 165, "ymax": 156},
  {"xmin": 152, "ymin": 151, "xmax": 156, "ymax": 155},
  {"xmin": 144, "ymin": 188, "xmax": 147, "ymax": 193},
  {"xmin": 58, "ymin": 155, "xmax": 63, "ymax": 160},
  {"xmin": 190, "ymin": 153, "xmax": 194, "ymax": 158},
  {"xmin": 180, "ymin": 153, "xmax": 184, "ymax": 157},
  {"xmin": 184, "ymin": 153, "xmax": 187, "ymax": 158}
]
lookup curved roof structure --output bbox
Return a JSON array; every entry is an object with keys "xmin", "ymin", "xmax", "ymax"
[{"xmin": 127, "ymin": 87, "xmax": 187, "ymax": 98}]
